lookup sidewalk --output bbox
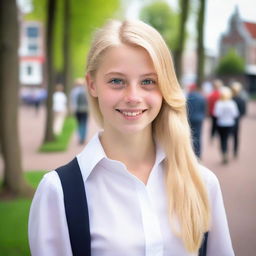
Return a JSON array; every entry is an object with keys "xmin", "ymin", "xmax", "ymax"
[
  {"xmin": 201, "ymin": 101, "xmax": 256, "ymax": 256},
  {"xmin": 1, "ymin": 102, "xmax": 256, "ymax": 256}
]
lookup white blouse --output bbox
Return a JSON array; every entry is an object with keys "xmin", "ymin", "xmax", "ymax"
[
  {"xmin": 28, "ymin": 133, "xmax": 235, "ymax": 256},
  {"xmin": 214, "ymin": 100, "xmax": 239, "ymax": 127}
]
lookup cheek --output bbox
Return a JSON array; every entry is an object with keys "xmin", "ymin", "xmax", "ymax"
[
  {"xmin": 97, "ymin": 90, "xmax": 118, "ymax": 114},
  {"xmin": 148, "ymin": 91, "xmax": 163, "ymax": 111}
]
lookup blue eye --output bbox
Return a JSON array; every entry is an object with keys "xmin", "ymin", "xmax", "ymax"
[
  {"xmin": 141, "ymin": 79, "xmax": 156, "ymax": 85},
  {"xmin": 109, "ymin": 78, "xmax": 124, "ymax": 85}
]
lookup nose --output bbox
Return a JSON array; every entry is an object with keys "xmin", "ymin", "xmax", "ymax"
[{"xmin": 124, "ymin": 84, "xmax": 142, "ymax": 104}]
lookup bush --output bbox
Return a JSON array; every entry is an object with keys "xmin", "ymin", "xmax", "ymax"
[{"xmin": 216, "ymin": 49, "xmax": 245, "ymax": 76}]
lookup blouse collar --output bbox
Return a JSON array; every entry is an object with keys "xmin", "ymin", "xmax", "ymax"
[{"xmin": 77, "ymin": 132, "xmax": 166, "ymax": 182}]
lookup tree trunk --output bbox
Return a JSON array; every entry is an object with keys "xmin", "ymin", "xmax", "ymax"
[
  {"xmin": 0, "ymin": 0, "xmax": 34, "ymax": 197},
  {"xmin": 44, "ymin": 0, "xmax": 57, "ymax": 142},
  {"xmin": 63, "ymin": 0, "xmax": 72, "ymax": 100},
  {"xmin": 174, "ymin": 0, "xmax": 189, "ymax": 81},
  {"xmin": 196, "ymin": 0, "xmax": 206, "ymax": 88}
]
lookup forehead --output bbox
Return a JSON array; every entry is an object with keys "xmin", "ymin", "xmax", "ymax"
[{"xmin": 96, "ymin": 44, "xmax": 156, "ymax": 75}]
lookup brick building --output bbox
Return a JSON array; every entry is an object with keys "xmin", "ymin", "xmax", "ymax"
[{"xmin": 219, "ymin": 7, "xmax": 256, "ymax": 93}]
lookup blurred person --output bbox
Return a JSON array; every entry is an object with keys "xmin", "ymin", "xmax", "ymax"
[
  {"xmin": 70, "ymin": 78, "xmax": 89, "ymax": 144},
  {"xmin": 29, "ymin": 20, "xmax": 234, "ymax": 256},
  {"xmin": 32, "ymin": 87, "xmax": 45, "ymax": 115},
  {"xmin": 214, "ymin": 87, "xmax": 239, "ymax": 164},
  {"xmin": 202, "ymin": 80, "xmax": 213, "ymax": 97},
  {"xmin": 187, "ymin": 84, "xmax": 207, "ymax": 158},
  {"xmin": 231, "ymin": 81, "xmax": 247, "ymax": 158},
  {"xmin": 53, "ymin": 84, "xmax": 67, "ymax": 135},
  {"xmin": 208, "ymin": 79, "xmax": 223, "ymax": 140}
]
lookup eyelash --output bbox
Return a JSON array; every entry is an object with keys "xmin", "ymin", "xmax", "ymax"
[
  {"xmin": 141, "ymin": 79, "xmax": 156, "ymax": 85},
  {"xmin": 108, "ymin": 78, "xmax": 157, "ymax": 87},
  {"xmin": 109, "ymin": 78, "xmax": 125, "ymax": 85}
]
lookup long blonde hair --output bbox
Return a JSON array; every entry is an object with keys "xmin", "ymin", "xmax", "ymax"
[{"xmin": 86, "ymin": 19, "xmax": 210, "ymax": 252}]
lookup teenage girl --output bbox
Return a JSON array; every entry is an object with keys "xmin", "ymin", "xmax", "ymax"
[{"xmin": 29, "ymin": 19, "xmax": 234, "ymax": 256}]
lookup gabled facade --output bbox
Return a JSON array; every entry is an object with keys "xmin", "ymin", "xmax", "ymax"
[{"xmin": 219, "ymin": 7, "xmax": 256, "ymax": 92}]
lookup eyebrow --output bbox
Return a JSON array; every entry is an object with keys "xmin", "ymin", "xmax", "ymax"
[{"xmin": 104, "ymin": 72, "xmax": 157, "ymax": 77}]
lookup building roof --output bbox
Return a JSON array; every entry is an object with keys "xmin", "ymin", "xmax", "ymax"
[{"xmin": 243, "ymin": 22, "xmax": 256, "ymax": 39}]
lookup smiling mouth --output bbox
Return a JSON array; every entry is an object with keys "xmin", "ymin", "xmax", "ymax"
[{"xmin": 116, "ymin": 109, "xmax": 147, "ymax": 117}]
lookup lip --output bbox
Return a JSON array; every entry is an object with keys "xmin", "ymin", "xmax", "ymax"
[{"xmin": 115, "ymin": 109, "xmax": 147, "ymax": 119}]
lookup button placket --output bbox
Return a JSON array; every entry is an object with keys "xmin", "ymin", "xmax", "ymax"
[{"xmin": 136, "ymin": 182, "xmax": 164, "ymax": 256}]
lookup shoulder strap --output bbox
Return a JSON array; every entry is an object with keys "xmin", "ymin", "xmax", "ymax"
[
  {"xmin": 199, "ymin": 232, "xmax": 208, "ymax": 256},
  {"xmin": 56, "ymin": 158, "xmax": 91, "ymax": 256}
]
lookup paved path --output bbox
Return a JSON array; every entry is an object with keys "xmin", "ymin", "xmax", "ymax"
[{"xmin": 1, "ymin": 102, "xmax": 256, "ymax": 256}]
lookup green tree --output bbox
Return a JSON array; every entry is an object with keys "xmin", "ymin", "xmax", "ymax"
[
  {"xmin": 196, "ymin": 0, "xmax": 206, "ymax": 88},
  {"xmin": 216, "ymin": 49, "xmax": 245, "ymax": 76},
  {"xmin": 140, "ymin": 1, "xmax": 179, "ymax": 52},
  {"xmin": 174, "ymin": 0, "xmax": 190, "ymax": 80},
  {"xmin": 0, "ymin": 0, "xmax": 33, "ymax": 197}
]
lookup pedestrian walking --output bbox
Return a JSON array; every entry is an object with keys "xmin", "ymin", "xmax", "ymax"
[
  {"xmin": 29, "ymin": 19, "xmax": 234, "ymax": 256},
  {"xmin": 187, "ymin": 84, "xmax": 207, "ymax": 158},
  {"xmin": 53, "ymin": 84, "xmax": 67, "ymax": 135},
  {"xmin": 70, "ymin": 78, "xmax": 89, "ymax": 144},
  {"xmin": 207, "ymin": 79, "xmax": 223, "ymax": 140},
  {"xmin": 214, "ymin": 86, "xmax": 239, "ymax": 164},
  {"xmin": 231, "ymin": 81, "xmax": 247, "ymax": 158}
]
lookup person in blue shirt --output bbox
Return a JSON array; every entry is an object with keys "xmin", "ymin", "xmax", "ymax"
[{"xmin": 187, "ymin": 84, "xmax": 207, "ymax": 158}]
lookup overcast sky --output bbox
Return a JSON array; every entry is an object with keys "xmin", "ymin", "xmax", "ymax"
[{"xmin": 126, "ymin": 0, "xmax": 256, "ymax": 56}]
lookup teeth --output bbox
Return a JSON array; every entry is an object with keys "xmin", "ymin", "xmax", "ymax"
[{"xmin": 121, "ymin": 111, "xmax": 142, "ymax": 116}]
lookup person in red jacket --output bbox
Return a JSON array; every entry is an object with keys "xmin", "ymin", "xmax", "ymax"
[{"xmin": 207, "ymin": 79, "xmax": 223, "ymax": 140}]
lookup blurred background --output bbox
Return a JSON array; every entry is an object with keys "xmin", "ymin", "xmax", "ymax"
[{"xmin": 0, "ymin": 0, "xmax": 255, "ymax": 255}]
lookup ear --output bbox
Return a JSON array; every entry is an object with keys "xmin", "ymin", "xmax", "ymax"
[{"xmin": 86, "ymin": 73, "xmax": 98, "ymax": 97}]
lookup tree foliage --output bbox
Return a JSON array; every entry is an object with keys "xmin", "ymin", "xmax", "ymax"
[
  {"xmin": 216, "ymin": 49, "xmax": 245, "ymax": 76},
  {"xmin": 140, "ymin": 1, "xmax": 179, "ymax": 51}
]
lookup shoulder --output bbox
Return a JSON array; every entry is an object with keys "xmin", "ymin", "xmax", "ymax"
[
  {"xmin": 34, "ymin": 171, "xmax": 63, "ymax": 199},
  {"xmin": 198, "ymin": 165, "xmax": 220, "ymax": 194}
]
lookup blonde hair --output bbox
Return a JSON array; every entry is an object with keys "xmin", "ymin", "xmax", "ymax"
[
  {"xmin": 220, "ymin": 86, "xmax": 232, "ymax": 100},
  {"xmin": 212, "ymin": 79, "xmax": 223, "ymax": 90},
  {"xmin": 86, "ymin": 19, "xmax": 210, "ymax": 252},
  {"xmin": 231, "ymin": 81, "xmax": 242, "ymax": 97}
]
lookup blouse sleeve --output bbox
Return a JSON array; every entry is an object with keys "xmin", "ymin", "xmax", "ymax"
[
  {"xmin": 204, "ymin": 169, "xmax": 235, "ymax": 256},
  {"xmin": 28, "ymin": 171, "xmax": 72, "ymax": 256}
]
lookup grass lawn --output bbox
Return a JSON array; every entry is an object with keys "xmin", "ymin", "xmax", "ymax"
[
  {"xmin": 0, "ymin": 171, "xmax": 46, "ymax": 256},
  {"xmin": 40, "ymin": 116, "xmax": 76, "ymax": 152}
]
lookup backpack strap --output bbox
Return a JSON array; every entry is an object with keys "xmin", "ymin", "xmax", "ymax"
[
  {"xmin": 199, "ymin": 232, "xmax": 208, "ymax": 256},
  {"xmin": 56, "ymin": 158, "xmax": 91, "ymax": 256}
]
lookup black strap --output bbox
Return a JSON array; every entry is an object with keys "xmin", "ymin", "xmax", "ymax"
[
  {"xmin": 56, "ymin": 158, "xmax": 91, "ymax": 256},
  {"xmin": 199, "ymin": 232, "xmax": 208, "ymax": 256}
]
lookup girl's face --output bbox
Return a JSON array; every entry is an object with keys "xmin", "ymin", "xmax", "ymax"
[{"xmin": 87, "ymin": 44, "xmax": 163, "ymax": 135}]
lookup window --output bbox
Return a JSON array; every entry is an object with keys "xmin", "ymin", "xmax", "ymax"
[
  {"xmin": 27, "ymin": 26, "xmax": 39, "ymax": 38},
  {"xmin": 27, "ymin": 65, "xmax": 33, "ymax": 76},
  {"xmin": 28, "ymin": 44, "xmax": 38, "ymax": 55}
]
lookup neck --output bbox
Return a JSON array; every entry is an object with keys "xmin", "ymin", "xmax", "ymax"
[{"xmin": 100, "ymin": 128, "xmax": 156, "ymax": 183}]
